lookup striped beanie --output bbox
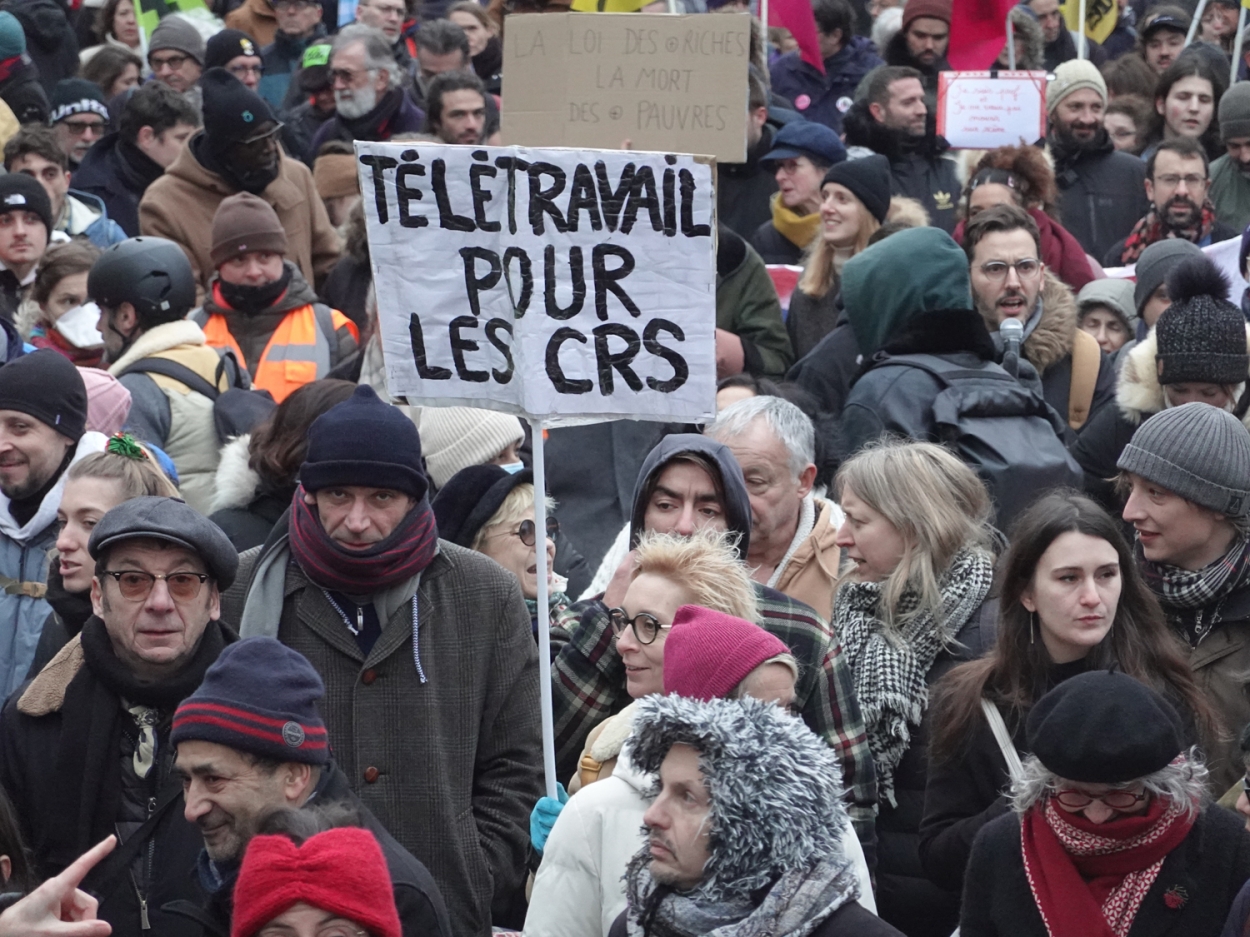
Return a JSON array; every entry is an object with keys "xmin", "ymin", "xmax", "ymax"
[{"xmin": 171, "ymin": 637, "xmax": 330, "ymax": 765}]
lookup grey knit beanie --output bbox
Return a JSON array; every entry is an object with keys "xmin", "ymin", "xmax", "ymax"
[
  {"xmin": 148, "ymin": 15, "xmax": 206, "ymax": 66},
  {"xmin": 1220, "ymin": 81, "xmax": 1250, "ymax": 142},
  {"xmin": 1117, "ymin": 404, "xmax": 1250, "ymax": 517},
  {"xmin": 1132, "ymin": 239, "xmax": 1204, "ymax": 314},
  {"xmin": 1155, "ymin": 256, "xmax": 1248, "ymax": 386}
]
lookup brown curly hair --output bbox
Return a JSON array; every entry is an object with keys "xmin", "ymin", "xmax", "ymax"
[{"xmin": 962, "ymin": 145, "xmax": 1059, "ymax": 221}]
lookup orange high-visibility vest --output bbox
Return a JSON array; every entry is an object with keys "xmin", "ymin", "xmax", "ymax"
[{"xmin": 200, "ymin": 305, "xmax": 357, "ymax": 403}]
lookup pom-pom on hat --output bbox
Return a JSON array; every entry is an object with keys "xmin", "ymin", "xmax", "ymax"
[{"xmin": 1155, "ymin": 255, "xmax": 1248, "ymax": 387}]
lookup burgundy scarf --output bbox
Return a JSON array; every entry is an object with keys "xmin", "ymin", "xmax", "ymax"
[
  {"xmin": 288, "ymin": 485, "xmax": 439, "ymax": 593},
  {"xmin": 1021, "ymin": 793, "xmax": 1195, "ymax": 937},
  {"xmin": 1118, "ymin": 200, "xmax": 1218, "ymax": 265}
]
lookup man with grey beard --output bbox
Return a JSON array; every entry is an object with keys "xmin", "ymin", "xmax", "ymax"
[
  {"xmin": 1210, "ymin": 82, "xmax": 1250, "ymax": 231},
  {"xmin": 308, "ymin": 24, "xmax": 425, "ymax": 153}
]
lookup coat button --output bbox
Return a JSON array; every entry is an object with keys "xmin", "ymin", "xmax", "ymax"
[
  {"xmin": 364, "ymin": 766, "xmax": 379, "ymax": 783},
  {"xmin": 362, "ymin": 669, "xmax": 377, "ymax": 685}
]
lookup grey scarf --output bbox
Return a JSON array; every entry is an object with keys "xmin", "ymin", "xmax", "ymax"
[{"xmin": 834, "ymin": 549, "xmax": 995, "ymax": 806}]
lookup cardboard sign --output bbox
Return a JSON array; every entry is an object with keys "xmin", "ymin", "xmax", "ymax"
[
  {"xmin": 501, "ymin": 13, "xmax": 750, "ymax": 164},
  {"xmin": 356, "ymin": 142, "xmax": 718, "ymax": 423},
  {"xmin": 936, "ymin": 71, "xmax": 1048, "ymax": 150}
]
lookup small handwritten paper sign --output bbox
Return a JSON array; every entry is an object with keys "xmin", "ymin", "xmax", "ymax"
[{"xmin": 936, "ymin": 71, "xmax": 1048, "ymax": 150}]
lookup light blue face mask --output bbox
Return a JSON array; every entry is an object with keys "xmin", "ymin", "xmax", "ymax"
[{"xmin": 499, "ymin": 461, "xmax": 525, "ymax": 474}]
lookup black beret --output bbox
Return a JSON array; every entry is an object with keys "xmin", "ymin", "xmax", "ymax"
[
  {"xmin": 88, "ymin": 496, "xmax": 239, "ymax": 589},
  {"xmin": 432, "ymin": 464, "xmax": 533, "ymax": 547},
  {"xmin": 1026, "ymin": 670, "xmax": 1184, "ymax": 783}
]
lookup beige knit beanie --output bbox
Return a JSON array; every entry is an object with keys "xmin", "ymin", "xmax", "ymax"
[
  {"xmin": 1046, "ymin": 59, "xmax": 1106, "ymax": 116},
  {"xmin": 418, "ymin": 406, "xmax": 525, "ymax": 490}
]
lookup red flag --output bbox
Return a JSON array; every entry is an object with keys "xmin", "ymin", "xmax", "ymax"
[
  {"xmin": 768, "ymin": 0, "xmax": 825, "ymax": 75},
  {"xmin": 946, "ymin": 0, "xmax": 1017, "ymax": 69}
]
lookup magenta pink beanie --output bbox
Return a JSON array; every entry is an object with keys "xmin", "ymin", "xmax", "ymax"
[{"xmin": 663, "ymin": 604, "xmax": 791, "ymax": 700}]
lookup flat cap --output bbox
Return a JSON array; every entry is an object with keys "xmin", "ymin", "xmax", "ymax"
[{"xmin": 88, "ymin": 496, "xmax": 239, "ymax": 588}]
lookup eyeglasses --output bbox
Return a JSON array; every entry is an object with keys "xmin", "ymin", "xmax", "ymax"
[
  {"xmin": 61, "ymin": 119, "xmax": 105, "ymax": 136},
  {"xmin": 102, "ymin": 569, "xmax": 209, "ymax": 602},
  {"xmin": 509, "ymin": 516, "xmax": 559, "ymax": 547},
  {"xmin": 149, "ymin": 52, "xmax": 190, "ymax": 70},
  {"xmin": 273, "ymin": 0, "xmax": 320, "ymax": 9},
  {"xmin": 609, "ymin": 608, "xmax": 673, "ymax": 645},
  {"xmin": 978, "ymin": 258, "xmax": 1041, "ymax": 282},
  {"xmin": 1052, "ymin": 787, "xmax": 1149, "ymax": 810},
  {"xmin": 330, "ymin": 67, "xmax": 374, "ymax": 84},
  {"xmin": 227, "ymin": 63, "xmax": 266, "ymax": 78},
  {"xmin": 1154, "ymin": 174, "xmax": 1208, "ymax": 189}
]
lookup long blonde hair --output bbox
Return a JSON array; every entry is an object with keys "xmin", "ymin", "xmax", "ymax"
[
  {"xmin": 632, "ymin": 529, "xmax": 759, "ymax": 623},
  {"xmin": 834, "ymin": 439, "xmax": 995, "ymax": 631}
]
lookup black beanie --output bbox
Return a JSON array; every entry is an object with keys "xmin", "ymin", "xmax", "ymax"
[
  {"xmin": 200, "ymin": 67, "xmax": 277, "ymax": 147},
  {"xmin": 822, "ymin": 154, "xmax": 893, "ymax": 224},
  {"xmin": 0, "ymin": 349, "xmax": 87, "ymax": 441},
  {"xmin": 205, "ymin": 29, "xmax": 260, "ymax": 70},
  {"xmin": 0, "ymin": 173, "xmax": 52, "ymax": 237},
  {"xmin": 300, "ymin": 385, "xmax": 428, "ymax": 500},
  {"xmin": 1026, "ymin": 670, "xmax": 1184, "ymax": 783},
  {"xmin": 1156, "ymin": 255, "xmax": 1249, "ymax": 386},
  {"xmin": 432, "ymin": 464, "xmax": 534, "ymax": 547}
]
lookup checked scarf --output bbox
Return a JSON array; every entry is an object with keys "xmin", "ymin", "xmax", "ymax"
[
  {"xmin": 833, "ymin": 549, "xmax": 994, "ymax": 806},
  {"xmin": 1022, "ymin": 792, "xmax": 1194, "ymax": 937},
  {"xmin": 1138, "ymin": 536, "xmax": 1250, "ymax": 646},
  {"xmin": 1117, "ymin": 200, "xmax": 1218, "ymax": 265}
]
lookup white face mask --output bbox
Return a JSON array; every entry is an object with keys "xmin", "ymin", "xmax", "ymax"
[
  {"xmin": 499, "ymin": 461, "xmax": 525, "ymax": 474},
  {"xmin": 53, "ymin": 302, "xmax": 103, "ymax": 349}
]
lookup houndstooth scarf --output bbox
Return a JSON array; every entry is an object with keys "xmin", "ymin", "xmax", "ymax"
[
  {"xmin": 834, "ymin": 549, "xmax": 995, "ymax": 806},
  {"xmin": 1138, "ymin": 537, "xmax": 1250, "ymax": 646}
]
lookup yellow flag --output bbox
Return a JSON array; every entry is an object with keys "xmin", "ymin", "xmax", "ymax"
[
  {"xmin": 1062, "ymin": 0, "xmax": 1118, "ymax": 45},
  {"xmin": 569, "ymin": 0, "xmax": 650, "ymax": 11}
]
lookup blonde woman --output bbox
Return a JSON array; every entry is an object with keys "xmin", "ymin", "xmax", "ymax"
[
  {"xmin": 832, "ymin": 438, "xmax": 998, "ymax": 937},
  {"xmin": 788, "ymin": 155, "xmax": 897, "ymax": 360}
]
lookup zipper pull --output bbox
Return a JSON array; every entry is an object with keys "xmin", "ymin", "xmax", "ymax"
[
  {"xmin": 147, "ymin": 796, "xmax": 157, "ymax": 817},
  {"xmin": 357, "ymin": 607, "xmax": 364, "ymax": 633},
  {"xmin": 139, "ymin": 897, "xmax": 150, "ymax": 930}
]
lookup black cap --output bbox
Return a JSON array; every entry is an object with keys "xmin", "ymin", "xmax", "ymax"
[
  {"xmin": 0, "ymin": 173, "xmax": 52, "ymax": 236},
  {"xmin": 205, "ymin": 29, "xmax": 261, "ymax": 70},
  {"xmin": 432, "ymin": 464, "xmax": 533, "ymax": 547},
  {"xmin": 88, "ymin": 496, "xmax": 239, "ymax": 589},
  {"xmin": 0, "ymin": 350, "xmax": 87, "ymax": 441},
  {"xmin": 1026, "ymin": 670, "xmax": 1185, "ymax": 783},
  {"xmin": 822, "ymin": 154, "xmax": 893, "ymax": 224},
  {"xmin": 201, "ymin": 67, "xmax": 278, "ymax": 147},
  {"xmin": 1141, "ymin": 9, "xmax": 1190, "ymax": 39}
]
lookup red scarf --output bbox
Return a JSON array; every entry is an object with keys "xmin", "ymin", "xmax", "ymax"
[
  {"xmin": 287, "ymin": 484, "xmax": 439, "ymax": 594},
  {"xmin": 1118, "ymin": 200, "xmax": 1218, "ymax": 265},
  {"xmin": 1021, "ymin": 794, "xmax": 1194, "ymax": 937}
]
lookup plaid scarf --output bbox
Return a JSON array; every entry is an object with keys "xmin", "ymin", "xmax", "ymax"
[
  {"xmin": 1021, "ymin": 793, "xmax": 1194, "ymax": 937},
  {"xmin": 1138, "ymin": 536, "xmax": 1250, "ymax": 646},
  {"xmin": 1117, "ymin": 200, "xmax": 1218, "ymax": 265},
  {"xmin": 288, "ymin": 484, "xmax": 439, "ymax": 594},
  {"xmin": 833, "ymin": 549, "xmax": 994, "ymax": 806}
]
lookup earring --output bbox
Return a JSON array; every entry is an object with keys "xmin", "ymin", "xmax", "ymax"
[{"xmin": 1030, "ymin": 611, "xmax": 1037, "ymax": 645}]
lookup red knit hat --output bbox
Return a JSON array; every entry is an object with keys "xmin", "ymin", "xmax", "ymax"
[
  {"xmin": 663, "ymin": 605, "xmax": 791, "ymax": 700},
  {"xmin": 231, "ymin": 828, "xmax": 401, "ymax": 937},
  {"xmin": 902, "ymin": 0, "xmax": 952, "ymax": 31}
]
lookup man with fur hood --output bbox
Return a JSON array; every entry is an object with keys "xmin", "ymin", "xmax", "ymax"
[
  {"xmin": 607, "ymin": 695, "xmax": 901, "ymax": 937},
  {"xmin": 550, "ymin": 432, "xmax": 877, "ymax": 845},
  {"xmin": 842, "ymin": 66, "xmax": 960, "ymax": 232},
  {"xmin": 190, "ymin": 192, "xmax": 358, "ymax": 403},
  {"xmin": 965, "ymin": 204, "xmax": 1115, "ymax": 432},
  {"xmin": 1073, "ymin": 254, "xmax": 1250, "ymax": 510}
]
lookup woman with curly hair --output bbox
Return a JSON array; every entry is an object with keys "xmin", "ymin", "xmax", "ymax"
[{"xmin": 953, "ymin": 145, "xmax": 1095, "ymax": 291}]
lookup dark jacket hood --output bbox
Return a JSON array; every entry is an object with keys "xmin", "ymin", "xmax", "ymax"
[
  {"xmin": 6, "ymin": 0, "xmax": 70, "ymax": 48},
  {"xmin": 628, "ymin": 433, "xmax": 752, "ymax": 558},
  {"xmin": 843, "ymin": 102, "xmax": 949, "ymax": 161}
]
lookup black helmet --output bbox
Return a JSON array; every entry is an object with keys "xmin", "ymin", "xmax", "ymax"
[{"xmin": 88, "ymin": 237, "xmax": 197, "ymax": 328}]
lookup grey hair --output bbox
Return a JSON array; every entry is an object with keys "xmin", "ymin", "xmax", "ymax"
[
  {"xmin": 332, "ymin": 24, "xmax": 401, "ymax": 89},
  {"xmin": 1010, "ymin": 747, "xmax": 1210, "ymax": 821},
  {"xmin": 706, "ymin": 396, "xmax": 815, "ymax": 481}
]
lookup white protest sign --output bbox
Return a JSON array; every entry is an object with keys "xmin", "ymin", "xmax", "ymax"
[
  {"xmin": 356, "ymin": 142, "xmax": 718, "ymax": 424},
  {"xmin": 936, "ymin": 71, "xmax": 1048, "ymax": 150}
]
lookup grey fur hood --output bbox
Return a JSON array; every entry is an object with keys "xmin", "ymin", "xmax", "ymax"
[
  {"xmin": 1007, "ymin": 8, "xmax": 1045, "ymax": 69},
  {"xmin": 628, "ymin": 695, "xmax": 851, "ymax": 902}
]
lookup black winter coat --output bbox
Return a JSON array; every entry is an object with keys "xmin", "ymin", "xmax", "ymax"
[
  {"xmin": 71, "ymin": 133, "xmax": 164, "ymax": 237},
  {"xmin": 1103, "ymin": 219, "xmax": 1243, "ymax": 268},
  {"xmin": 718, "ymin": 124, "xmax": 780, "ymax": 241},
  {"xmin": 961, "ymin": 805, "xmax": 1250, "ymax": 937},
  {"xmin": 751, "ymin": 219, "xmax": 805, "ymax": 265},
  {"xmin": 1049, "ymin": 129, "xmax": 1149, "ymax": 261},
  {"xmin": 873, "ymin": 597, "xmax": 998, "ymax": 937},
  {"xmin": 785, "ymin": 285, "xmax": 843, "ymax": 364},
  {"xmin": 0, "ymin": 57, "xmax": 48, "ymax": 124},
  {"xmin": 608, "ymin": 899, "xmax": 905, "ymax": 937},
  {"xmin": 843, "ymin": 104, "xmax": 959, "ymax": 232},
  {"xmin": 3, "ymin": 0, "xmax": 77, "ymax": 94},
  {"xmin": 787, "ymin": 310, "xmax": 860, "ymax": 418}
]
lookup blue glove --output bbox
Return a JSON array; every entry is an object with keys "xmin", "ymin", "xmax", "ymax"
[{"xmin": 530, "ymin": 783, "xmax": 569, "ymax": 853}]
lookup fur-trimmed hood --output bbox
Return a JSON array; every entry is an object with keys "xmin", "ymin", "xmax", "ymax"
[
  {"xmin": 1006, "ymin": 7, "xmax": 1045, "ymax": 69},
  {"xmin": 1116, "ymin": 323, "xmax": 1250, "ymax": 428},
  {"xmin": 978, "ymin": 272, "xmax": 1078, "ymax": 376},
  {"xmin": 208, "ymin": 433, "xmax": 259, "ymax": 514},
  {"xmin": 628, "ymin": 695, "xmax": 850, "ymax": 902}
]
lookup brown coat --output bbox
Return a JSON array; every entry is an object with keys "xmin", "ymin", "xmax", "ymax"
[
  {"xmin": 773, "ymin": 498, "xmax": 845, "ymax": 622},
  {"xmin": 1182, "ymin": 605, "xmax": 1250, "ymax": 794},
  {"xmin": 225, "ymin": 0, "xmax": 278, "ymax": 47},
  {"xmin": 138, "ymin": 136, "xmax": 340, "ymax": 302}
]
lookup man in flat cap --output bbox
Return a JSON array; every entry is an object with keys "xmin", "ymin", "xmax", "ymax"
[{"xmin": 0, "ymin": 496, "xmax": 237, "ymax": 937}]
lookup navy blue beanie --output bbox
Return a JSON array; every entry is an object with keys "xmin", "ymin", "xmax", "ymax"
[
  {"xmin": 300, "ymin": 384, "xmax": 428, "ymax": 500},
  {"xmin": 171, "ymin": 637, "xmax": 330, "ymax": 765}
]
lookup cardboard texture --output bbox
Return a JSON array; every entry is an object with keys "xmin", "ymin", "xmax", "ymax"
[
  {"xmin": 502, "ymin": 12, "xmax": 750, "ymax": 163},
  {"xmin": 936, "ymin": 71, "xmax": 1048, "ymax": 150}
]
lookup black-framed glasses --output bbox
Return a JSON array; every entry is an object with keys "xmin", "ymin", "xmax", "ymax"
[
  {"xmin": 608, "ymin": 608, "xmax": 673, "ymax": 645},
  {"xmin": 514, "ymin": 516, "xmax": 558, "ymax": 547},
  {"xmin": 1052, "ymin": 787, "xmax": 1148, "ymax": 810},
  {"xmin": 102, "ymin": 569, "xmax": 209, "ymax": 602},
  {"xmin": 149, "ymin": 52, "xmax": 190, "ymax": 70}
]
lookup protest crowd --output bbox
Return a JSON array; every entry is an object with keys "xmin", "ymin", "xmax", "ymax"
[{"xmin": 8, "ymin": 0, "xmax": 1250, "ymax": 932}]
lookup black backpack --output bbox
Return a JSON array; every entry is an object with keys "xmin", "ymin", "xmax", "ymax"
[
  {"xmin": 118, "ymin": 351, "xmax": 276, "ymax": 443},
  {"xmin": 876, "ymin": 353, "xmax": 1083, "ymax": 531}
]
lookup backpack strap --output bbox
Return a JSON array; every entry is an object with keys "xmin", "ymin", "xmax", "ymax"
[
  {"xmin": 873, "ymin": 352, "xmax": 1017, "ymax": 386},
  {"xmin": 117, "ymin": 357, "xmax": 221, "ymax": 400},
  {"xmin": 1067, "ymin": 328, "xmax": 1101, "ymax": 431},
  {"xmin": 980, "ymin": 698, "xmax": 1026, "ymax": 786}
]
